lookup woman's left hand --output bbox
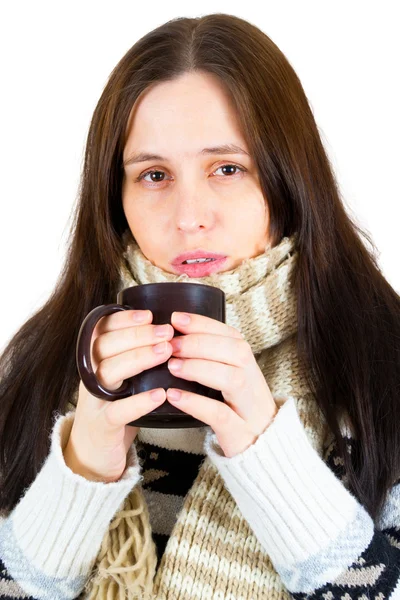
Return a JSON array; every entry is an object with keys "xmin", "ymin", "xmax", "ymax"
[{"xmin": 165, "ymin": 311, "xmax": 278, "ymax": 458}]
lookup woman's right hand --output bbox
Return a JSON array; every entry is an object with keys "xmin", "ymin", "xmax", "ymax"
[{"xmin": 63, "ymin": 309, "xmax": 174, "ymax": 482}]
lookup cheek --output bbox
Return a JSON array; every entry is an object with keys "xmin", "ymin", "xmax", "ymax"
[
  {"xmin": 122, "ymin": 188, "xmax": 151, "ymax": 222},
  {"xmin": 229, "ymin": 193, "xmax": 266, "ymax": 226},
  {"xmin": 246, "ymin": 189, "xmax": 269, "ymax": 227},
  {"xmin": 122, "ymin": 200, "xmax": 165, "ymax": 253},
  {"xmin": 227, "ymin": 196, "xmax": 268, "ymax": 244}
]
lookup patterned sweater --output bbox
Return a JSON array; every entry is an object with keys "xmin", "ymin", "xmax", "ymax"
[{"xmin": 0, "ymin": 397, "xmax": 399, "ymax": 600}]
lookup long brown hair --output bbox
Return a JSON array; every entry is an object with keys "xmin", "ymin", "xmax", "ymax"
[{"xmin": 1, "ymin": 13, "xmax": 399, "ymax": 522}]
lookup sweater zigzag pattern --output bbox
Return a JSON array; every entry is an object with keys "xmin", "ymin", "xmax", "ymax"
[
  {"xmin": 0, "ymin": 230, "xmax": 399, "ymax": 599},
  {"xmin": 0, "ymin": 431, "xmax": 399, "ymax": 600}
]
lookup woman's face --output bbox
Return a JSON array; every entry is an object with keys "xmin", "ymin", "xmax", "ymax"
[{"xmin": 121, "ymin": 71, "xmax": 270, "ymax": 276}]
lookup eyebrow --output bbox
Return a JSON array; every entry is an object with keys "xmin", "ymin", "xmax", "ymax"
[{"xmin": 123, "ymin": 143, "xmax": 250, "ymax": 167}]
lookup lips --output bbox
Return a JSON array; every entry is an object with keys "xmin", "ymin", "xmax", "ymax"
[
  {"xmin": 172, "ymin": 249, "xmax": 227, "ymax": 266},
  {"xmin": 172, "ymin": 257, "xmax": 228, "ymax": 277},
  {"xmin": 171, "ymin": 249, "xmax": 228, "ymax": 277}
]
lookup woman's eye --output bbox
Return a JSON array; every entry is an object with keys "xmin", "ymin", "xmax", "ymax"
[
  {"xmin": 135, "ymin": 163, "xmax": 245, "ymax": 186},
  {"xmin": 139, "ymin": 170, "xmax": 167, "ymax": 184},
  {"xmin": 214, "ymin": 164, "xmax": 245, "ymax": 177}
]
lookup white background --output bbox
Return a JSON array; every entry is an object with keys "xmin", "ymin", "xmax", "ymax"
[{"xmin": 1, "ymin": 1, "xmax": 399, "ymax": 351}]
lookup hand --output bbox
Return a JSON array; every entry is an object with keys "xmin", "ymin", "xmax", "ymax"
[
  {"xmin": 166, "ymin": 311, "xmax": 278, "ymax": 458},
  {"xmin": 64, "ymin": 309, "xmax": 174, "ymax": 482}
]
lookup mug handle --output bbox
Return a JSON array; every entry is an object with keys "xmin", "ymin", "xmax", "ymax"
[{"xmin": 76, "ymin": 304, "xmax": 134, "ymax": 400}]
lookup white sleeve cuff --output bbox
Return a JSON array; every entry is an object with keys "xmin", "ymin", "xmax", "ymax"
[
  {"xmin": 204, "ymin": 396, "xmax": 370, "ymax": 569},
  {"xmin": 3, "ymin": 410, "xmax": 143, "ymax": 579}
]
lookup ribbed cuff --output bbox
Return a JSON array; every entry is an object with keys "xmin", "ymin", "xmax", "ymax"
[
  {"xmin": 7, "ymin": 410, "xmax": 143, "ymax": 579},
  {"xmin": 204, "ymin": 396, "xmax": 363, "ymax": 568}
]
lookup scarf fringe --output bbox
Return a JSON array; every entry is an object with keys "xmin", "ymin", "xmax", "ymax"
[
  {"xmin": 82, "ymin": 231, "xmax": 304, "ymax": 599},
  {"xmin": 84, "ymin": 485, "xmax": 158, "ymax": 600}
]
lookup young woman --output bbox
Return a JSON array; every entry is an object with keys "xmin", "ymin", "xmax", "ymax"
[{"xmin": 1, "ymin": 12, "xmax": 399, "ymax": 600}]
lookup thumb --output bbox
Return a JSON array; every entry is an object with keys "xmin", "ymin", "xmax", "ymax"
[{"xmin": 123, "ymin": 424, "xmax": 140, "ymax": 455}]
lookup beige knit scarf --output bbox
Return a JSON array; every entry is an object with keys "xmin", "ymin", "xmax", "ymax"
[{"xmin": 82, "ymin": 228, "xmax": 333, "ymax": 600}]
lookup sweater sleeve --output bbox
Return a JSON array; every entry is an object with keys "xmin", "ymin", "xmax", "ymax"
[
  {"xmin": 0, "ymin": 410, "xmax": 143, "ymax": 600},
  {"xmin": 203, "ymin": 396, "xmax": 400, "ymax": 600}
]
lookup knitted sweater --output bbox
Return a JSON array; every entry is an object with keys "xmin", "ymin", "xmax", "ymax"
[
  {"xmin": 0, "ymin": 231, "xmax": 399, "ymax": 599},
  {"xmin": 0, "ymin": 401, "xmax": 399, "ymax": 600}
]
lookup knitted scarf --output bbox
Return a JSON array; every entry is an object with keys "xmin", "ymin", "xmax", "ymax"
[{"xmin": 82, "ymin": 228, "xmax": 333, "ymax": 600}]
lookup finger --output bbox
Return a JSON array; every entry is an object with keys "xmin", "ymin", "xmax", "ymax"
[
  {"xmin": 123, "ymin": 424, "xmax": 139, "ymax": 454},
  {"xmin": 92, "ymin": 322, "xmax": 174, "ymax": 365},
  {"xmin": 94, "ymin": 309, "xmax": 153, "ymax": 337},
  {"xmin": 171, "ymin": 311, "xmax": 242, "ymax": 339},
  {"xmin": 170, "ymin": 333, "xmax": 251, "ymax": 368},
  {"xmin": 167, "ymin": 356, "xmax": 263, "ymax": 422},
  {"xmin": 95, "ymin": 340, "xmax": 173, "ymax": 390},
  {"xmin": 166, "ymin": 389, "xmax": 254, "ymax": 458},
  {"xmin": 99, "ymin": 387, "xmax": 167, "ymax": 433},
  {"xmin": 91, "ymin": 310, "xmax": 155, "ymax": 369},
  {"xmin": 168, "ymin": 357, "xmax": 241, "ymax": 399}
]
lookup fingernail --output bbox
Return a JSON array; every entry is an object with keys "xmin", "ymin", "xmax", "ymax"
[
  {"xmin": 153, "ymin": 341, "xmax": 167, "ymax": 354},
  {"xmin": 155, "ymin": 324, "xmax": 171, "ymax": 337},
  {"xmin": 170, "ymin": 336, "xmax": 182, "ymax": 351},
  {"xmin": 173, "ymin": 312, "xmax": 191, "ymax": 325},
  {"xmin": 167, "ymin": 389, "xmax": 182, "ymax": 401},
  {"xmin": 133, "ymin": 311, "xmax": 149, "ymax": 322},
  {"xmin": 168, "ymin": 358, "xmax": 183, "ymax": 371},
  {"xmin": 151, "ymin": 388, "xmax": 165, "ymax": 402}
]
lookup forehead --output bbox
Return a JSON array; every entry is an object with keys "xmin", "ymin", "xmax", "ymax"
[{"xmin": 123, "ymin": 73, "xmax": 249, "ymax": 160}]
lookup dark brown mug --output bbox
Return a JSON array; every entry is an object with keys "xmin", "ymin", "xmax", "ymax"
[{"xmin": 76, "ymin": 282, "xmax": 226, "ymax": 428}]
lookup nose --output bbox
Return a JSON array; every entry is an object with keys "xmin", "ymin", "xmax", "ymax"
[{"xmin": 173, "ymin": 187, "xmax": 214, "ymax": 233}]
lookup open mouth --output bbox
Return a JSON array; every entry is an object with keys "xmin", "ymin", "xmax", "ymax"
[
  {"xmin": 173, "ymin": 256, "xmax": 227, "ymax": 276},
  {"xmin": 182, "ymin": 258, "xmax": 217, "ymax": 264}
]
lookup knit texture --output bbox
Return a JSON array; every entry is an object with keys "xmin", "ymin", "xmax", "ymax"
[
  {"xmin": 134, "ymin": 427, "xmax": 207, "ymax": 569},
  {"xmin": 82, "ymin": 228, "xmax": 400, "ymax": 599},
  {"xmin": 83, "ymin": 230, "xmax": 325, "ymax": 598},
  {"xmin": 79, "ymin": 229, "xmax": 314, "ymax": 599},
  {"xmin": 1, "ymin": 228, "xmax": 399, "ymax": 599}
]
